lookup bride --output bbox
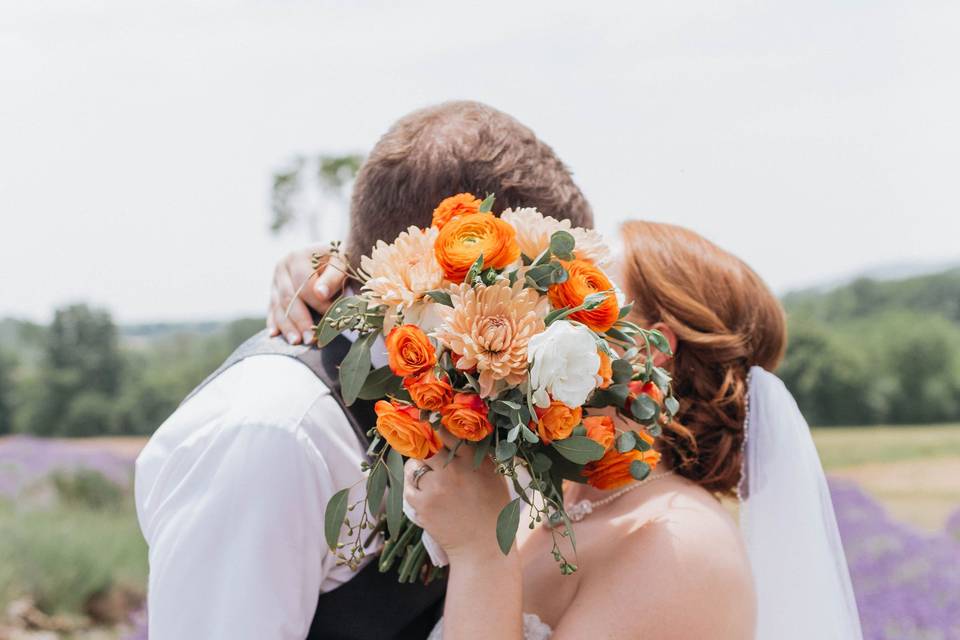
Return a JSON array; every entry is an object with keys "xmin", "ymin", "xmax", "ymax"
[{"xmin": 268, "ymin": 221, "xmax": 862, "ymax": 639}]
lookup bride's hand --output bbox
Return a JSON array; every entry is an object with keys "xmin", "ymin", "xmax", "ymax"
[
  {"xmin": 403, "ymin": 434, "xmax": 513, "ymax": 563},
  {"xmin": 266, "ymin": 245, "xmax": 347, "ymax": 344}
]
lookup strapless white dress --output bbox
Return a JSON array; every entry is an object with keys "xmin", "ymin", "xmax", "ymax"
[{"xmin": 427, "ymin": 613, "xmax": 552, "ymax": 639}]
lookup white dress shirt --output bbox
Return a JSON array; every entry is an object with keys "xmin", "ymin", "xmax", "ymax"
[{"xmin": 135, "ymin": 345, "xmax": 385, "ymax": 640}]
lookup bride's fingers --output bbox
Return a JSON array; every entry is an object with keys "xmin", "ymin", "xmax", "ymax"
[
  {"xmin": 313, "ymin": 252, "xmax": 348, "ymax": 301},
  {"xmin": 271, "ymin": 268, "xmax": 305, "ymax": 344}
]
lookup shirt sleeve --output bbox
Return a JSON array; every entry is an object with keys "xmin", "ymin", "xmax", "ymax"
[{"xmin": 142, "ymin": 419, "xmax": 333, "ymax": 640}]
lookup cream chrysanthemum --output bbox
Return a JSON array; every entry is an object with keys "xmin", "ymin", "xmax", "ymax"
[
  {"xmin": 500, "ymin": 207, "xmax": 568, "ymax": 260},
  {"xmin": 360, "ymin": 226, "xmax": 445, "ymax": 310},
  {"xmin": 501, "ymin": 207, "xmax": 612, "ymax": 266},
  {"xmin": 435, "ymin": 280, "xmax": 547, "ymax": 397}
]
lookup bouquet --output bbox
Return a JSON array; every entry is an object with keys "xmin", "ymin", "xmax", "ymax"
[{"xmin": 319, "ymin": 193, "xmax": 678, "ymax": 583}]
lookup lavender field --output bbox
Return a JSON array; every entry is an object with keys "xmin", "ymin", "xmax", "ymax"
[{"xmin": 1, "ymin": 428, "xmax": 958, "ymax": 640}]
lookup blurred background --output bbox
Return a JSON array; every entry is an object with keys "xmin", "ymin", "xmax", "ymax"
[{"xmin": 1, "ymin": 1, "xmax": 959, "ymax": 638}]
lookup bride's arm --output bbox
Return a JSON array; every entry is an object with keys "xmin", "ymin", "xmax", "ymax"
[
  {"xmin": 404, "ymin": 444, "xmax": 524, "ymax": 640},
  {"xmin": 266, "ymin": 245, "xmax": 347, "ymax": 343}
]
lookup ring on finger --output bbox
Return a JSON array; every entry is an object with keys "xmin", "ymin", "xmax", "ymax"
[{"xmin": 412, "ymin": 464, "xmax": 432, "ymax": 490}]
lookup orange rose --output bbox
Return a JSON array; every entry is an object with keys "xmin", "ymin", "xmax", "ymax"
[
  {"xmin": 385, "ymin": 325, "xmax": 436, "ymax": 377},
  {"xmin": 582, "ymin": 448, "xmax": 662, "ymax": 490},
  {"xmin": 596, "ymin": 350, "xmax": 613, "ymax": 389},
  {"xmin": 547, "ymin": 259, "xmax": 619, "ymax": 333},
  {"xmin": 432, "ymin": 193, "xmax": 481, "ymax": 229},
  {"xmin": 583, "ymin": 415, "xmax": 615, "ymax": 451},
  {"xmin": 440, "ymin": 393, "xmax": 493, "ymax": 442},
  {"xmin": 374, "ymin": 400, "xmax": 442, "ymax": 460},
  {"xmin": 404, "ymin": 371, "xmax": 454, "ymax": 412},
  {"xmin": 532, "ymin": 401, "xmax": 582, "ymax": 444},
  {"xmin": 434, "ymin": 213, "xmax": 521, "ymax": 282}
]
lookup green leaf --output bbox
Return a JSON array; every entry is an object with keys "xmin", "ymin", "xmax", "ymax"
[
  {"xmin": 316, "ymin": 295, "xmax": 364, "ymax": 347},
  {"xmin": 324, "ymin": 488, "xmax": 350, "ymax": 551},
  {"xmin": 617, "ymin": 302, "xmax": 634, "ymax": 319},
  {"xmin": 648, "ymin": 330, "xmax": 673, "ymax": 355},
  {"xmin": 481, "ymin": 268, "xmax": 498, "ymax": 285},
  {"xmin": 605, "ymin": 327, "xmax": 634, "ymax": 345},
  {"xmin": 385, "ymin": 449, "xmax": 405, "ymax": 538},
  {"xmin": 611, "ymin": 359, "xmax": 633, "ymax": 384},
  {"xmin": 647, "ymin": 422, "xmax": 663, "ymax": 437},
  {"xmin": 496, "ymin": 498, "xmax": 522, "ymax": 555},
  {"xmin": 473, "ymin": 435, "xmax": 492, "ymax": 469},
  {"xmin": 607, "ymin": 383, "xmax": 630, "ymax": 407},
  {"xmin": 664, "ymin": 395, "xmax": 680, "ymax": 416},
  {"xmin": 630, "ymin": 394, "xmax": 659, "ymax": 422},
  {"xmin": 520, "ymin": 424, "xmax": 540, "ymax": 443},
  {"xmin": 357, "ymin": 365, "xmax": 402, "ymax": 400},
  {"xmin": 629, "ymin": 460, "xmax": 651, "ymax": 481},
  {"xmin": 651, "ymin": 366, "xmax": 670, "ymax": 392},
  {"xmin": 616, "ymin": 431, "xmax": 636, "ymax": 453},
  {"xmin": 366, "ymin": 462, "xmax": 388, "ymax": 514},
  {"xmin": 478, "ymin": 193, "xmax": 495, "ymax": 213},
  {"xmin": 425, "ymin": 290, "xmax": 453, "ymax": 306},
  {"xmin": 530, "ymin": 452, "xmax": 553, "ymax": 473},
  {"xmin": 339, "ymin": 330, "xmax": 379, "ymax": 406},
  {"xmin": 465, "ymin": 254, "xmax": 485, "ymax": 284},
  {"xmin": 495, "ymin": 440, "xmax": 517, "ymax": 462},
  {"xmin": 549, "ymin": 230, "xmax": 575, "ymax": 260},
  {"xmin": 634, "ymin": 434, "xmax": 652, "ymax": 451},
  {"xmin": 552, "ymin": 435, "xmax": 606, "ymax": 464}
]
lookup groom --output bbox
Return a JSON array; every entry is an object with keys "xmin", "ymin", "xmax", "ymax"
[{"xmin": 135, "ymin": 100, "xmax": 594, "ymax": 640}]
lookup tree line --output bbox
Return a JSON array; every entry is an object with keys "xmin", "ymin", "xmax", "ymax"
[{"xmin": 0, "ymin": 268, "xmax": 958, "ymax": 436}]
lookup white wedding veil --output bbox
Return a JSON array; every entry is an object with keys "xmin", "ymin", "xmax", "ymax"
[{"xmin": 739, "ymin": 367, "xmax": 863, "ymax": 639}]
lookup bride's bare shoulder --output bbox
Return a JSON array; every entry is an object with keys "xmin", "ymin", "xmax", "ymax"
[{"xmin": 587, "ymin": 479, "xmax": 755, "ymax": 638}]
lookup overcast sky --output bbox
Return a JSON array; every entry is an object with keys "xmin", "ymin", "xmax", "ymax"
[{"xmin": 2, "ymin": 0, "xmax": 958, "ymax": 323}]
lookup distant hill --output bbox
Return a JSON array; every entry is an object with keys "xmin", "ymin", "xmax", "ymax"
[{"xmin": 783, "ymin": 268, "xmax": 960, "ymax": 325}]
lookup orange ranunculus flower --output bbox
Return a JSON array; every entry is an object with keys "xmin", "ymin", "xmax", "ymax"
[
  {"xmin": 404, "ymin": 370, "xmax": 454, "ymax": 412},
  {"xmin": 532, "ymin": 401, "xmax": 582, "ymax": 444},
  {"xmin": 374, "ymin": 400, "xmax": 442, "ymax": 460},
  {"xmin": 582, "ymin": 448, "xmax": 662, "ymax": 490},
  {"xmin": 434, "ymin": 213, "xmax": 520, "ymax": 282},
  {"xmin": 432, "ymin": 193, "xmax": 482, "ymax": 229},
  {"xmin": 440, "ymin": 393, "xmax": 493, "ymax": 442},
  {"xmin": 583, "ymin": 415, "xmax": 616, "ymax": 451},
  {"xmin": 597, "ymin": 350, "xmax": 613, "ymax": 389},
  {"xmin": 385, "ymin": 324, "xmax": 436, "ymax": 377},
  {"xmin": 547, "ymin": 259, "xmax": 619, "ymax": 333}
]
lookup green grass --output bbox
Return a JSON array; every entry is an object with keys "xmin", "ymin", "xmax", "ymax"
[
  {"xmin": 0, "ymin": 498, "xmax": 147, "ymax": 615},
  {"xmin": 812, "ymin": 423, "xmax": 960, "ymax": 470}
]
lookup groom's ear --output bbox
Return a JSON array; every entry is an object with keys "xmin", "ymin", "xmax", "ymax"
[{"xmin": 650, "ymin": 322, "xmax": 677, "ymax": 367}]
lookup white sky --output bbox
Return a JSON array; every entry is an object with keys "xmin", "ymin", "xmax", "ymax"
[{"xmin": 2, "ymin": 0, "xmax": 958, "ymax": 323}]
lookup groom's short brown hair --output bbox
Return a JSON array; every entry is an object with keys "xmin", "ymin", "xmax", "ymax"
[{"xmin": 346, "ymin": 101, "xmax": 593, "ymax": 271}]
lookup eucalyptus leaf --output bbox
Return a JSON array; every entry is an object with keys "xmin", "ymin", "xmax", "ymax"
[
  {"xmin": 479, "ymin": 193, "xmax": 495, "ymax": 212},
  {"xmin": 357, "ymin": 365, "xmax": 401, "ymax": 400},
  {"xmin": 630, "ymin": 394, "xmax": 659, "ymax": 422},
  {"xmin": 552, "ymin": 436, "xmax": 605, "ymax": 464},
  {"xmin": 549, "ymin": 230, "xmax": 575, "ymax": 260},
  {"xmin": 629, "ymin": 460, "xmax": 651, "ymax": 481},
  {"xmin": 617, "ymin": 302, "xmax": 634, "ymax": 319},
  {"xmin": 465, "ymin": 254, "xmax": 485, "ymax": 284},
  {"xmin": 495, "ymin": 440, "xmax": 518, "ymax": 462},
  {"xmin": 616, "ymin": 431, "xmax": 636, "ymax": 453},
  {"xmin": 339, "ymin": 331, "xmax": 379, "ymax": 406},
  {"xmin": 611, "ymin": 359, "xmax": 634, "ymax": 384},
  {"xmin": 366, "ymin": 462, "xmax": 388, "ymax": 514},
  {"xmin": 316, "ymin": 295, "xmax": 363, "ymax": 347},
  {"xmin": 605, "ymin": 327, "xmax": 634, "ymax": 345},
  {"xmin": 324, "ymin": 488, "xmax": 350, "ymax": 551},
  {"xmin": 664, "ymin": 396, "xmax": 680, "ymax": 416},
  {"xmin": 496, "ymin": 498, "xmax": 522, "ymax": 555},
  {"xmin": 473, "ymin": 435, "xmax": 492, "ymax": 469},
  {"xmin": 648, "ymin": 330, "xmax": 673, "ymax": 355},
  {"xmin": 385, "ymin": 449, "xmax": 405, "ymax": 538},
  {"xmin": 520, "ymin": 424, "xmax": 540, "ymax": 443},
  {"xmin": 425, "ymin": 290, "xmax": 453, "ymax": 307},
  {"xmin": 530, "ymin": 452, "xmax": 553, "ymax": 473}
]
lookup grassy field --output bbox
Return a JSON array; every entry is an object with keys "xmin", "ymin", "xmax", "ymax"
[{"xmin": 813, "ymin": 424, "xmax": 960, "ymax": 531}]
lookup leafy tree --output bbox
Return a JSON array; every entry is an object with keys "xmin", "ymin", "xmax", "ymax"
[
  {"xmin": 270, "ymin": 153, "xmax": 363, "ymax": 239},
  {"xmin": 0, "ymin": 350, "xmax": 16, "ymax": 435}
]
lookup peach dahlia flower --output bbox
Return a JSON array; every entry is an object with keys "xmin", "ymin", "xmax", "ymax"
[
  {"xmin": 360, "ymin": 226, "xmax": 445, "ymax": 310},
  {"xmin": 500, "ymin": 207, "xmax": 611, "ymax": 266},
  {"xmin": 434, "ymin": 280, "xmax": 547, "ymax": 397}
]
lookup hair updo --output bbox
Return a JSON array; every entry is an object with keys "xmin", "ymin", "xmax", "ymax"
[{"xmin": 620, "ymin": 221, "xmax": 787, "ymax": 496}]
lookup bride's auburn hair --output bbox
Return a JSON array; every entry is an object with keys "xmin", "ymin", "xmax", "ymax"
[{"xmin": 621, "ymin": 221, "xmax": 787, "ymax": 496}]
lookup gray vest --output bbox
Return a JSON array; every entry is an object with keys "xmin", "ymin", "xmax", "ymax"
[{"xmin": 186, "ymin": 330, "xmax": 445, "ymax": 639}]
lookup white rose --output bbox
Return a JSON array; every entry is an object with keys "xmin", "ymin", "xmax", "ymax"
[{"xmin": 527, "ymin": 320, "xmax": 601, "ymax": 408}]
